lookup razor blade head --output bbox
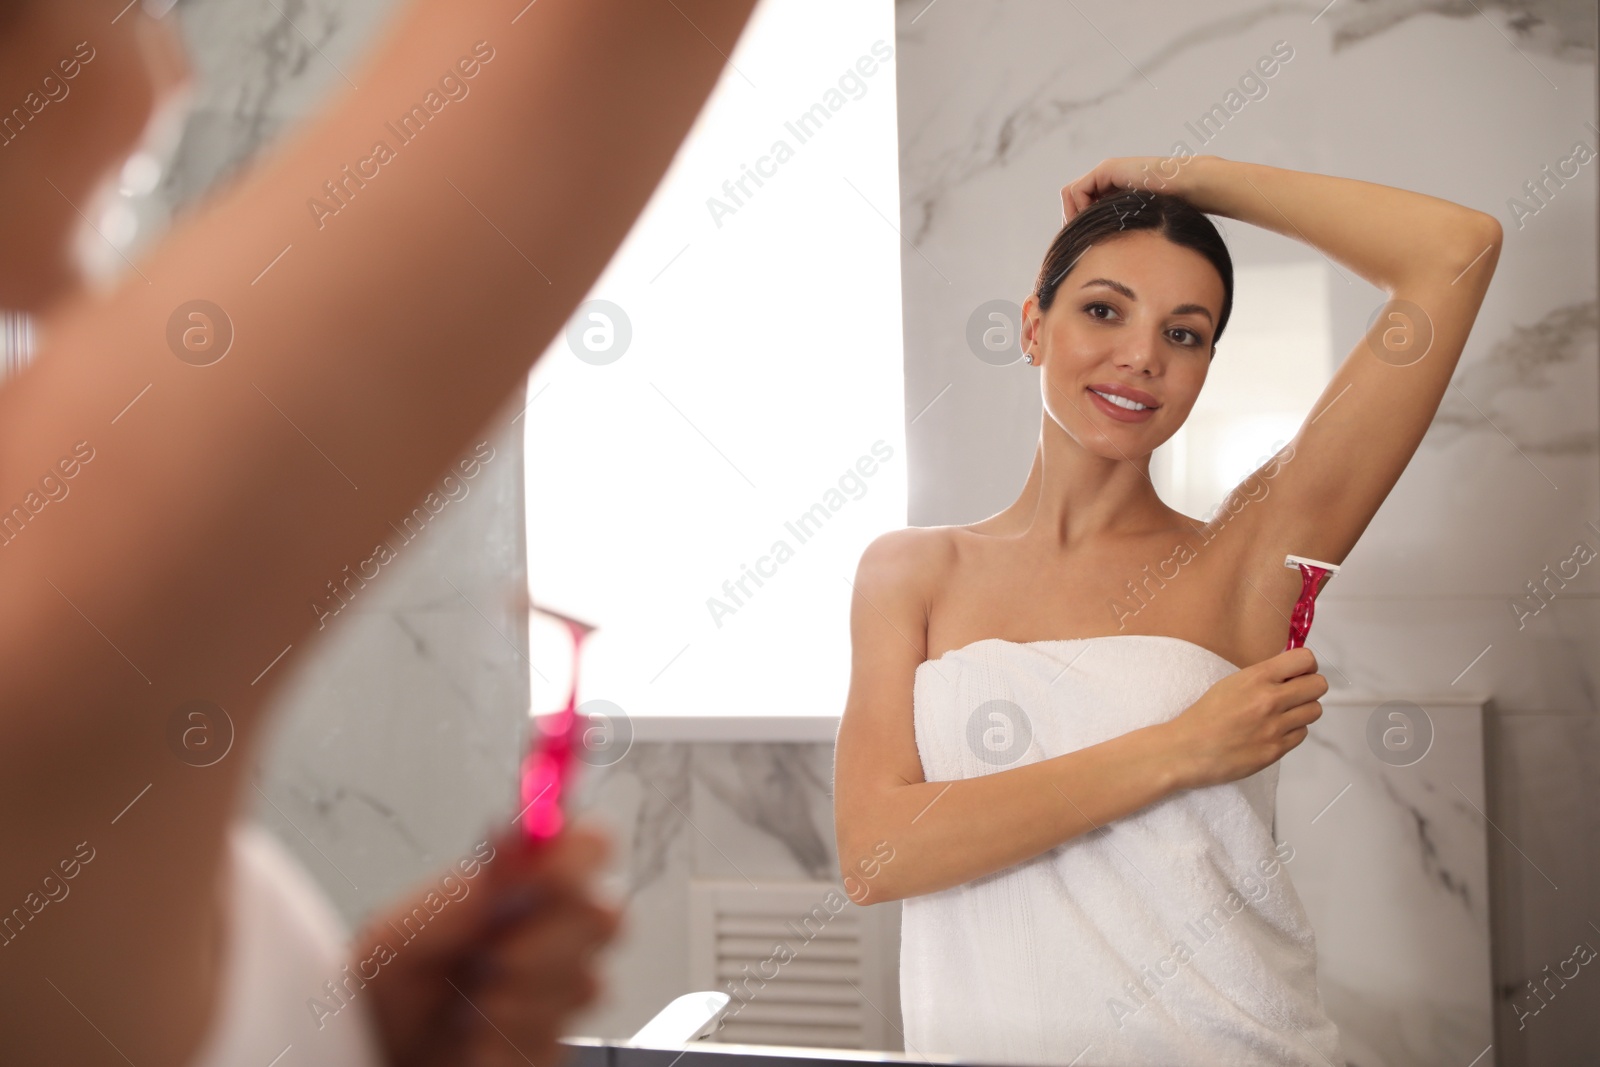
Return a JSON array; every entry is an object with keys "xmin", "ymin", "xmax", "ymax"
[
  {"xmin": 530, "ymin": 601, "xmax": 597, "ymax": 636},
  {"xmin": 1284, "ymin": 553, "xmax": 1340, "ymax": 574},
  {"xmin": 510, "ymin": 585, "xmax": 599, "ymax": 636}
]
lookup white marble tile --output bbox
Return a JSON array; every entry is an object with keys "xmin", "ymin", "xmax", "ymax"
[
  {"xmin": 1481, "ymin": 711, "xmax": 1600, "ymax": 1065},
  {"xmin": 563, "ymin": 751, "xmax": 701, "ymax": 1042},
  {"xmin": 250, "ymin": 594, "xmax": 529, "ymax": 920},
  {"xmin": 1307, "ymin": 595, "xmax": 1599, "ymax": 718},
  {"xmin": 580, "ymin": 741, "xmax": 695, "ymax": 899},
  {"xmin": 164, "ymin": 0, "xmax": 403, "ymax": 194},
  {"xmin": 690, "ymin": 742, "xmax": 838, "ymax": 882},
  {"xmin": 1277, "ymin": 699, "xmax": 1494, "ymax": 1067}
]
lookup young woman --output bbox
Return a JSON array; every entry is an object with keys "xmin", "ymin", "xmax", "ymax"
[
  {"xmin": 0, "ymin": 1, "xmax": 758, "ymax": 1064},
  {"xmin": 834, "ymin": 156, "xmax": 1501, "ymax": 1065}
]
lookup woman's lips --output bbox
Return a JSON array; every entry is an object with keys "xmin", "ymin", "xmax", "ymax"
[{"xmin": 1086, "ymin": 386, "xmax": 1157, "ymax": 423}]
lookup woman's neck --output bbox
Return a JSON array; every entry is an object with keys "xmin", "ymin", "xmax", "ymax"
[{"xmin": 971, "ymin": 430, "xmax": 1186, "ymax": 547}]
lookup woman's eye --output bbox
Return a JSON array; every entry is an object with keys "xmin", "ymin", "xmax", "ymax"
[{"xmin": 1085, "ymin": 303, "xmax": 1203, "ymax": 346}]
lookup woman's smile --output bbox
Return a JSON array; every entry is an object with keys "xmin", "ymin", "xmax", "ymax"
[{"xmin": 1086, "ymin": 385, "xmax": 1160, "ymax": 422}]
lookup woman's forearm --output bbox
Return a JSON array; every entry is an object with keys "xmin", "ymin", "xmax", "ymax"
[
  {"xmin": 843, "ymin": 722, "xmax": 1188, "ymax": 904},
  {"xmin": 1179, "ymin": 156, "xmax": 1498, "ymax": 291}
]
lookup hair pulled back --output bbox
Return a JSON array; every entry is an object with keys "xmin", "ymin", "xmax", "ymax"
[{"xmin": 1033, "ymin": 188, "xmax": 1233, "ymax": 356}]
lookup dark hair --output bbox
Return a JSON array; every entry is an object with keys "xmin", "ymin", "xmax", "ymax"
[{"xmin": 1033, "ymin": 188, "xmax": 1233, "ymax": 356}]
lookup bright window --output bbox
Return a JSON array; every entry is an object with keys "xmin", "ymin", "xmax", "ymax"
[
  {"xmin": 1151, "ymin": 261, "xmax": 1332, "ymax": 519},
  {"xmin": 522, "ymin": 0, "xmax": 905, "ymax": 724}
]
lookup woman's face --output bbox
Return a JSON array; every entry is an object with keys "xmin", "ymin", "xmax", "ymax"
[
  {"xmin": 0, "ymin": 2, "xmax": 190, "ymax": 312},
  {"xmin": 1022, "ymin": 229, "xmax": 1225, "ymax": 461}
]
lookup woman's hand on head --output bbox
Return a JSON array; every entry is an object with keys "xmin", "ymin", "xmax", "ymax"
[
  {"xmin": 1060, "ymin": 155, "xmax": 1211, "ymax": 225},
  {"xmin": 353, "ymin": 821, "xmax": 623, "ymax": 1067}
]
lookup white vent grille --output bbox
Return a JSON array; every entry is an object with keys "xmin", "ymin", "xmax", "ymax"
[{"xmin": 689, "ymin": 880, "xmax": 898, "ymax": 1049}]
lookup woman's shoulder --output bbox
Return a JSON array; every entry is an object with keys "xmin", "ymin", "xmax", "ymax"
[
  {"xmin": 852, "ymin": 525, "xmax": 962, "ymax": 614},
  {"xmin": 857, "ymin": 524, "xmax": 961, "ymax": 577}
]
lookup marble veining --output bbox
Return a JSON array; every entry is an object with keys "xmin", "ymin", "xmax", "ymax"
[
  {"xmin": 1302, "ymin": 729, "xmax": 1481, "ymax": 915},
  {"xmin": 694, "ymin": 743, "xmax": 836, "ymax": 880},
  {"xmin": 612, "ymin": 742, "xmax": 693, "ymax": 899},
  {"xmin": 1431, "ymin": 299, "xmax": 1598, "ymax": 455},
  {"xmin": 578, "ymin": 741, "xmax": 841, "ymax": 898},
  {"xmin": 288, "ymin": 780, "xmax": 433, "ymax": 863},
  {"xmin": 895, "ymin": 0, "xmax": 1593, "ymax": 249},
  {"xmin": 1317, "ymin": 0, "xmax": 1595, "ymax": 60},
  {"xmin": 895, "ymin": 1, "xmax": 1312, "ymax": 247},
  {"xmin": 163, "ymin": 0, "xmax": 389, "ymax": 211}
]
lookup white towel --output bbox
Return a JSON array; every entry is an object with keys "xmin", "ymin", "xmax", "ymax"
[
  {"xmin": 900, "ymin": 635, "xmax": 1345, "ymax": 1067},
  {"xmin": 187, "ymin": 822, "xmax": 387, "ymax": 1067}
]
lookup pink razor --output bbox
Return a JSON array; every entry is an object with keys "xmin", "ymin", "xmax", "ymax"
[
  {"xmin": 1283, "ymin": 554, "xmax": 1339, "ymax": 651},
  {"xmin": 519, "ymin": 600, "xmax": 597, "ymax": 847}
]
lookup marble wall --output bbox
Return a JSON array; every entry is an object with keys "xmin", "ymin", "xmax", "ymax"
[{"xmin": 889, "ymin": 1, "xmax": 1597, "ymax": 1065}]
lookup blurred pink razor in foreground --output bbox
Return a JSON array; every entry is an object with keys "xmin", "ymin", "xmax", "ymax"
[
  {"xmin": 1283, "ymin": 554, "xmax": 1339, "ymax": 651},
  {"xmin": 517, "ymin": 595, "xmax": 597, "ymax": 847}
]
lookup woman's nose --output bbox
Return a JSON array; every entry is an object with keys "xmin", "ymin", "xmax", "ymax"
[{"xmin": 1114, "ymin": 333, "xmax": 1162, "ymax": 375}]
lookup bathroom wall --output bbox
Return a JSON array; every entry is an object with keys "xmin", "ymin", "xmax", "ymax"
[{"xmin": 888, "ymin": 1, "xmax": 1597, "ymax": 1065}]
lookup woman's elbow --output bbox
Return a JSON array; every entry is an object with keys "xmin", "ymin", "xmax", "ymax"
[{"xmin": 837, "ymin": 835, "xmax": 904, "ymax": 906}]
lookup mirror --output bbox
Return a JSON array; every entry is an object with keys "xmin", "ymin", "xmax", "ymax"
[{"xmin": 133, "ymin": 2, "xmax": 1593, "ymax": 1066}]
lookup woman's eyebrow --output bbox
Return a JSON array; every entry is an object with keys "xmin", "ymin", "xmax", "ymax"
[{"xmin": 1078, "ymin": 277, "xmax": 1214, "ymax": 323}]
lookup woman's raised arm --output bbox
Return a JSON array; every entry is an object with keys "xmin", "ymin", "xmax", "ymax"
[
  {"xmin": 0, "ymin": 1, "xmax": 757, "ymax": 1062},
  {"xmin": 1106, "ymin": 155, "xmax": 1500, "ymax": 577}
]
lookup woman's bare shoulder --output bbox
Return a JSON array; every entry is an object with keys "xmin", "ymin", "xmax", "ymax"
[
  {"xmin": 852, "ymin": 526, "xmax": 965, "ymax": 623},
  {"xmin": 857, "ymin": 524, "xmax": 961, "ymax": 583}
]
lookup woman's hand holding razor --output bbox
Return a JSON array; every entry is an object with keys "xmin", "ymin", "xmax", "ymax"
[
  {"xmin": 1162, "ymin": 646, "xmax": 1327, "ymax": 790},
  {"xmin": 356, "ymin": 822, "xmax": 622, "ymax": 1067}
]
